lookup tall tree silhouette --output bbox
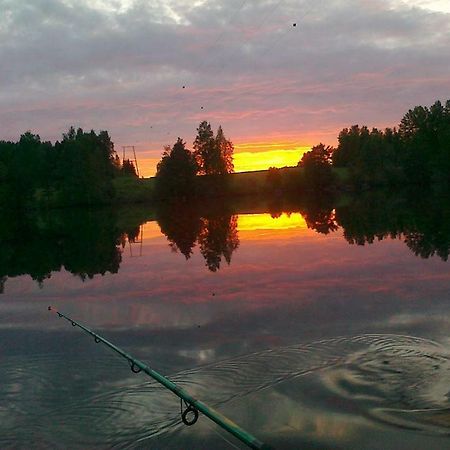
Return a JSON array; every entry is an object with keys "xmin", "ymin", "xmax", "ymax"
[
  {"xmin": 215, "ymin": 126, "xmax": 234, "ymax": 174},
  {"xmin": 155, "ymin": 138, "xmax": 198, "ymax": 199},
  {"xmin": 193, "ymin": 121, "xmax": 234, "ymax": 176},
  {"xmin": 156, "ymin": 203, "xmax": 203, "ymax": 259},
  {"xmin": 198, "ymin": 215, "xmax": 239, "ymax": 271},
  {"xmin": 193, "ymin": 121, "xmax": 215, "ymax": 175},
  {"xmin": 156, "ymin": 204, "xmax": 240, "ymax": 271}
]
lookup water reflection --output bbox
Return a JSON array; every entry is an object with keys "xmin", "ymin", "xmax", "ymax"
[
  {"xmin": 1, "ymin": 334, "xmax": 449, "ymax": 449},
  {"xmin": 337, "ymin": 191, "xmax": 450, "ymax": 261},
  {"xmin": 156, "ymin": 202, "xmax": 239, "ymax": 271},
  {"xmin": 1, "ymin": 191, "xmax": 450, "ymax": 291},
  {"xmin": 0, "ymin": 208, "xmax": 140, "ymax": 292},
  {"xmin": 3, "ymin": 193, "xmax": 450, "ymax": 449}
]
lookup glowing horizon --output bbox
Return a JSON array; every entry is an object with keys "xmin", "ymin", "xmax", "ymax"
[{"xmin": 137, "ymin": 141, "xmax": 312, "ymax": 177}]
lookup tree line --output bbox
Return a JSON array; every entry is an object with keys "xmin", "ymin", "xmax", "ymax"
[
  {"xmin": 0, "ymin": 121, "xmax": 233, "ymax": 208},
  {"xmin": 296, "ymin": 99, "xmax": 450, "ymax": 190},
  {"xmin": 0, "ymin": 127, "xmax": 137, "ymax": 209},
  {"xmin": 3, "ymin": 188, "xmax": 450, "ymax": 293},
  {"xmin": 1, "ymin": 100, "xmax": 449, "ymax": 209}
]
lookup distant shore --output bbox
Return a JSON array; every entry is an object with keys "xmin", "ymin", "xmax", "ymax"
[{"xmin": 113, "ymin": 166, "xmax": 350, "ymax": 205}]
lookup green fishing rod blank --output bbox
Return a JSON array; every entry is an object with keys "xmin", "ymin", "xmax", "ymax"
[{"xmin": 48, "ymin": 306, "xmax": 272, "ymax": 450}]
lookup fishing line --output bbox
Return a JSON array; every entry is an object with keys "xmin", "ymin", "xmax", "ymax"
[{"xmin": 206, "ymin": 418, "xmax": 244, "ymax": 450}]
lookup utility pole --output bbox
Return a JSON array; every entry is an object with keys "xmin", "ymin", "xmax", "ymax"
[{"xmin": 122, "ymin": 145, "xmax": 140, "ymax": 177}]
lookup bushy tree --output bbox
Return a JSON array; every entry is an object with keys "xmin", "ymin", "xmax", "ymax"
[
  {"xmin": 399, "ymin": 100, "xmax": 450, "ymax": 186},
  {"xmin": 121, "ymin": 159, "xmax": 138, "ymax": 177},
  {"xmin": 299, "ymin": 143, "xmax": 335, "ymax": 189},
  {"xmin": 299, "ymin": 143, "xmax": 334, "ymax": 167},
  {"xmin": 54, "ymin": 127, "xmax": 116, "ymax": 205},
  {"xmin": 155, "ymin": 138, "xmax": 198, "ymax": 199}
]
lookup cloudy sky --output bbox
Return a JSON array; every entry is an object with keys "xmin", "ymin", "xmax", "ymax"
[{"xmin": 1, "ymin": 0, "xmax": 449, "ymax": 175}]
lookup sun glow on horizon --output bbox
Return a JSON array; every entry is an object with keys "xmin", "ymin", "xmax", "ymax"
[
  {"xmin": 233, "ymin": 140, "xmax": 311, "ymax": 172},
  {"xmin": 138, "ymin": 141, "xmax": 312, "ymax": 177},
  {"xmin": 233, "ymin": 148, "xmax": 309, "ymax": 172}
]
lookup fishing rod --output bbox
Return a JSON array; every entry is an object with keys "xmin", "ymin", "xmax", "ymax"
[{"xmin": 48, "ymin": 306, "xmax": 272, "ymax": 450}]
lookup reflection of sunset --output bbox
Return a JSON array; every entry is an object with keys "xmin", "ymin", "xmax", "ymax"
[
  {"xmin": 142, "ymin": 221, "xmax": 165, "ymax": 240},
  {"xmin": 238, "ymin": 213, "xmax": 309, "ymax": 239}
]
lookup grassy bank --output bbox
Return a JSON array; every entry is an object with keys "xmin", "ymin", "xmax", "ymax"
[
  {"xmin": 113, "ymin": 176, "xmax": 156, "ymax": 203},
  {"xmin": 114, "ymin": 166, "xmax": 350, "ymax": 204}
]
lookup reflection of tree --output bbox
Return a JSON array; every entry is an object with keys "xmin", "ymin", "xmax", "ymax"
[
  {"xmin": 157, "ymin": 203, "xmax": 203, "ymax": 259},
  {"xmin": 198, "ymin": 215, "xmax": 239, "ymax": 272},
  {"xmin": 302, "ymin": 206, "xmax": 338, "ymax": 234},
  {"xmin": 335, "ymin": 191, "xmax": 450, "ymax": 261},
  {"xmin": 0, "ymin": 209, "xmax": 128, "ymax": 291},
  {"xmin": 300, "ymin": 194, "xmax": 338, "ymax": 234},
  {"xmin": 402, "ymin": 197, "xmax": 450, "ymax": 261},
  {"xmin": 55, "ymin": 210, "xmax": 123, "ymax": 280},
  {"xmin": 124, "ymin": 225, "xmax": 141, "ymax": 243},
  {"xmin": 156, "ymin": 204, "xmax": 239, "ymax": 271}
]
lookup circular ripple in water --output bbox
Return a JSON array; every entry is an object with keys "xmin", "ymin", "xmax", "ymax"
[
  {"xmin": 1, "ymin": 334, "xmax": 449, "ymax": 448},
  {"xmin": 321, "ymin": 335, "xmax": 450, "ymax": 434}
]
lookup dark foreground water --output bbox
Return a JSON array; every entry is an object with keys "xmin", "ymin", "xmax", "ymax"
[{"xmin": 1, "ymin": 194, "xmax": 450, "ymax": 449}]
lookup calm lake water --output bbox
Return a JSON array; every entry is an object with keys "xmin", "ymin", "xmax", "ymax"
[{"xmin": 1, "ymin": 194, "xmax": 450, "ymax": 449}]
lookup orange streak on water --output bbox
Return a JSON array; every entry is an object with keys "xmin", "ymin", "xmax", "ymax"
[{"xmin": 238, "ymin": 213, "xmax": 313, "ymax": 240}]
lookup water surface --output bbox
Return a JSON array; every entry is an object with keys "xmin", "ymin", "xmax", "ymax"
[{"xmin": 1, "ymin": 194, "xmax": 450, "ymax": 449}]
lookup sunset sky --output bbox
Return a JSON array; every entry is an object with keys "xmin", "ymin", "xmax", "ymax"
[{"xmin": 1, "ymin": 0, "xmax": 449, "ymax": 176}]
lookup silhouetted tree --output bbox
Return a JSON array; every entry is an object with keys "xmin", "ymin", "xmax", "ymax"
[
  {"xmin": 155, "ymin": 138, "xmax": 198, "ymax": 199},
  {"xmin": 335, "ymin": 189, "xmax": 450, "ymax": 261},
  {"xmin": 156, "ymin": 202, "xmax": 240, "ymax": 271},
  {"xmin": 193, "ymin": 121, "xmax": 215, "ymax": 175},
  {"xmin": 198, "ymin": 215, "xmax": 240, "ymax": 271},
  {"xmin": 299, "ymin": 143, "xmax": 335, "ymax": 189},
  {"xmin": 193, "ymin": 121, "xmax": 234, "ymax": 176},
  {"xmin": 53, "ymin": 127, "xmax": 116, "ymax": 205},
  {"xmin": 215, "ymin": 126, "xmax": 234, "ymax": 174},
  {"xmin": 399, "ymin": 100, "xmax": 450, "ymax": 186},
  {"xmin": 331, "ymin": 99, "xmax": 450, "ymax": 188},
  {"xmin": 302, "ymin": 205, "xmax": 338, "ymax": 234},
  {"xmin": 156, "ymin": 203, "xmax": 203, "ymax": 259},
  {"xmin": 0, "ymin": 209, "xmax": 127, "ymax": 290},
  {"xmin": 121, "ymin": 159, "xmax": 138, "ymax": 177}
]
